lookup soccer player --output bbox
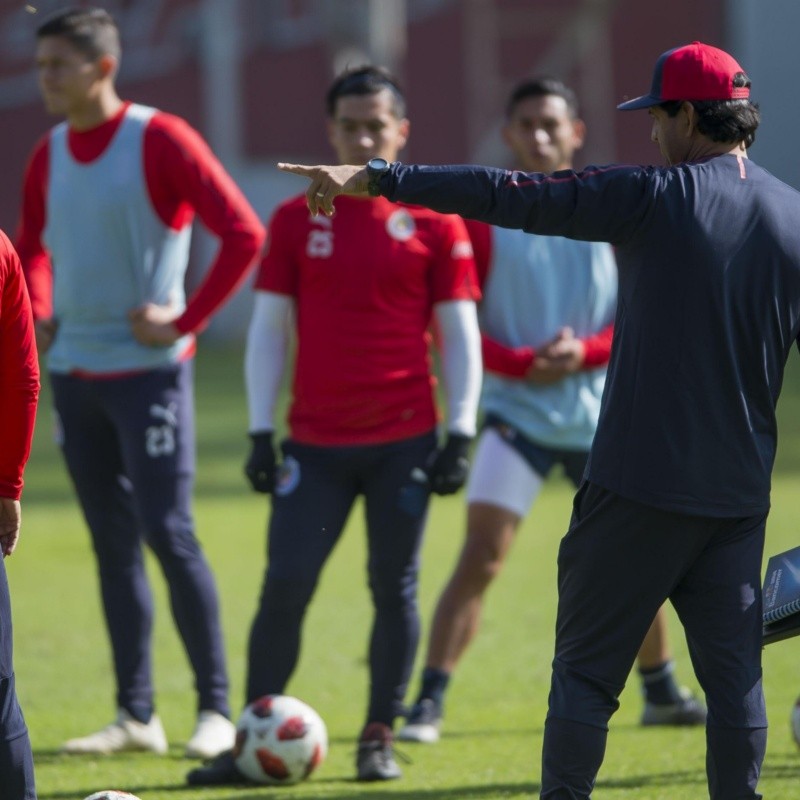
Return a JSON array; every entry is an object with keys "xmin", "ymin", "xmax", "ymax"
[
  {"xmin": 16, "ymin": 7, "xmax": 265, "ymax": 759},
  {"xmin": 0, "ymin": 232, "xmax": 39, "ymax": 800},
  {"xmin": 398, "ymin": 77, "xmax": 704, "ymax": 745},
  {"xmin": 187, "ymin": 65, "xmax": 481, "ymax": 785},
  {"xmin": 280, "ymin": 40, "xmax": 792, "ymax": 800}
]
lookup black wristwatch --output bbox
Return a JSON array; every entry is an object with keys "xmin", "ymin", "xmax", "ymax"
[{"xmin": 366, "ymin": 157, "xmax": 390, "ymax": 196}]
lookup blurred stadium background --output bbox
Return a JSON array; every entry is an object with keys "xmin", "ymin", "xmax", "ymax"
[{"xmin": 0, "ymin": 0, "xmax": 794, "ymax": 336}]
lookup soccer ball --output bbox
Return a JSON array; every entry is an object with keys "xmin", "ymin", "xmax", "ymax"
[
  {"xmin": 83, "ymin": 793, "xmax": 142, "ymax": 800},
  {"xmin": 791, "ymin": 696, "xmax": 800, "ymax": 746},
  {"xmin": 234, "ymin": 694, "xmax": 327, "ymax": 784}
]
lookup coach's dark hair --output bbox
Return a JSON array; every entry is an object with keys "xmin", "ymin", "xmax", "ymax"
[
  {"xmin": 659, "ymin": 73, "xmax": 760, "ymax": 148},
  {"xmin": 505, "ymin": 77, "xmax": 579, "ymax": 119},
  {"xmin": 36, "ymin": 7, "xmax": 120, "ymax": 62},
  {"xmin": 325, "ymin": 66, "xmax": 406, "ymax": 119}
]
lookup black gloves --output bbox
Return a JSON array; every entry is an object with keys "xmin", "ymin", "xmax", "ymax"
[
  {"xmin": 244, "ymin": 431, "xmax": 277, "ymax": 493},
  {"xmin": 426, "ymin": 433, "xmax": 472, "ymax": 495}
]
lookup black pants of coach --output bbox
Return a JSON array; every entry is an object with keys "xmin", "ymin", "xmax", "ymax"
[
  {"xmin": 246, "ymin": 431, "xmax": 437, "ymax": 728},
  {"xmin": 0, "ymin": 558, "xmax": 35, "ymax": 800},
  {"xmin": 540, "ymin": 482, "xmax": 767, "ymax": 800},
  {"xmin": 51, "ymin": 362, "xmax": 229, "ymax": 721}
]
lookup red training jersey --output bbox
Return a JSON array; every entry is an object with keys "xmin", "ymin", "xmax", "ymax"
[
  {"xmin": 256, "ymin": 195, "xmax": 480, "ymax": 445},
  {"xmin": 0, "ymin": 230, "xmax": 40, "ymax": 499},
  {"xmin": 16, "ymin": 101, "xmax": 265, "ymax": 336}
]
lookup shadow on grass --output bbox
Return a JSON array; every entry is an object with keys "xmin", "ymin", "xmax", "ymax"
[
  {"xmin": 596, "ymin": 767, "xmax": 706, "ymax": 790},
  {"xmin": 759, "ymin": 755, "xmax": 800, "ymax": 779},
  {"xmin": 41, "ymin": 760, "xmax": 795, "ymax": 799},
  {"xmin": 39, "ymin": 780, "xmax": 542, "ymax": 800},
  {"xmin": 34, "ymin": 746, "xmax": 542, "ymax": 798},
  {"xmin": 38, "ymin": 755, "xmax": 799, "ymax": 799},
  {"xmin": 33, "ymin": 766, "xmax": 713, "ymax": 800}
]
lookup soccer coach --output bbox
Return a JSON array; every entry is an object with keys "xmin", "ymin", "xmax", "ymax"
[{"xmin": 280, "ymin": 42, "xmax": 799, "ymax": 800}]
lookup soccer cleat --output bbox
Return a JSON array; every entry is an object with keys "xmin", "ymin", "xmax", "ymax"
[
  {"xmin": 641, "ymin": 686, "xmax": 707, "ymax": 726},
  {"xmin": 185, "ymin": 710, "xmax": 236, "ymax": 759},
  {"xmin": 356, "ymin": 722, "xmax": 402, "ymax": 781},
  {"xmin": 61, "ymin": 708, "xmax": 168, "ymax": 755},
  {"xmin": 186, "ymin": 749, "xmax": 248, "ymax": 786},
  {"xmin": 397, "ymin": 698, "xmax": 443, "ymax": 743}
]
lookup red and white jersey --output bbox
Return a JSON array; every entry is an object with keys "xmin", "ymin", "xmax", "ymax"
[
  {"xmin": 0, "ymin": 230, "xmax": 39, "ymax": 499},
  {"xmin": 16, "ymin": 101, "xmax": 265, "ymax": 375},
  {"xmin": 465, "ymin": 218, "xmax": 616, "ymax": 450},
  {"xmin": 256, "ymin": 194, "xmax": 479, "ymax": 445}
]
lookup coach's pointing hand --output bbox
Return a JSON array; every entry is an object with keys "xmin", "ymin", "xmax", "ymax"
[{"xmin": 278, "ymin": 163, "xmax": 369, "ymax": 217}]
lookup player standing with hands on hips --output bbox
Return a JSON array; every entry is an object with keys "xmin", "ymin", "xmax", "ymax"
[
  {"xmin": 0, "ymin": 233, "xmax": 39, "ymax": 800},
  {"xmin": 399, "ymin": 76, "xmax": 704, "ymax": 745},
  {"xmin": 187, "ymin": 65, "xmax": 481, "ymax": 786},
  {"xmin": 280, "ymin": 42, "xmax": 794, "ymax": 800},
  {"xmin": 16, "ymin": 7, "xmax": 265, "ymax": 759}
]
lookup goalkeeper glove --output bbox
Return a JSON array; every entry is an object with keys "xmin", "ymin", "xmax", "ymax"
[
  {"xmin": 426, "ymin": 433, "xmax": 472, "ymax": 495},
  {"xmin": 244, "ymin": 431, "xmax": 277, "ymax": 494}
]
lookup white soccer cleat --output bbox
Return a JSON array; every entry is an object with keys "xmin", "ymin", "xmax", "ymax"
[
  {"xmin": 62, "ymin": 708, "xmax": 168, "ymax": 755},
  {"xmin": 184, "ymin": 710, "xmax": 236, "ymax": 760},
  {"xmin": 396, "ymin": 699, "xmax": 442, "ymax": 743}
]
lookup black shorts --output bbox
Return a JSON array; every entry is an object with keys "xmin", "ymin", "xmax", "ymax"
[{"xmin": 483, "ymin": 412, "xmax": 589, "ymax": 487}]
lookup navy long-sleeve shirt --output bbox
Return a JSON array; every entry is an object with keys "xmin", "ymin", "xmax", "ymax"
[{"xmin": 380, "ymin": 155, "xmax": 800, "ymax": 516}]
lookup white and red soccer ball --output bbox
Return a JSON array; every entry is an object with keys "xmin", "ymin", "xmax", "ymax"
[
  {"xmin": 83, "ymin": 793, "xmax": 142, "ymax": 800},
  {"xmin": 234, "ymin": 694, "xmax": 327, "ymax": 785}
]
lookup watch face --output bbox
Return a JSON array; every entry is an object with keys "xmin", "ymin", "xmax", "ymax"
[{"xmin": 367, "ymin": 158, "xmax": 390, "ymax": 196}]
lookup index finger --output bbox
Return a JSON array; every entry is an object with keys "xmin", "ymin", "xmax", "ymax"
[{"xmin": 278, "ymin": 163, "xmax": 319, "ymax": 178}]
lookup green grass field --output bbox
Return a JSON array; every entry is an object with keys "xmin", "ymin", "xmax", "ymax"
[{"xmin": 11, "ymin": 346, "xmax": 800, "ymax": 799}]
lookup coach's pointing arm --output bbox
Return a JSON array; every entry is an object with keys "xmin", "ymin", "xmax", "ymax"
[{"xmin": 278, "ymin": 160, "xmax": 650, "ymax": 245}]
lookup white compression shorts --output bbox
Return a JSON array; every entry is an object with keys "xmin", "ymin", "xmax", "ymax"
[{"xmin": 465, "ymin": 426, "xmax": 544, "ymax": 518}]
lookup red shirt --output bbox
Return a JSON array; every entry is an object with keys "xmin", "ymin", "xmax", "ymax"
[
  {"xmin": 16, "ymin": 101, "xmax": 265, "ymax": 335},
  {"xmin": 257, "ymin": 195, "xmax": 480, "ymax": 445},
  {"xmin": 0, "ymin": 230, "xmax": 39, "ymax": 499}
]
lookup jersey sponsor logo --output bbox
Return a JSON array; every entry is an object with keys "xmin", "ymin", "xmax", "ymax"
[
  {"xmin": 386, "ymin": 209, "xmax": 416, "ymax": 242},
  {"xmin": 146, "ymin": 402, "xmax": 178, "ymax": 457},
  {"xmin": 274, "ymin": 455, "xmax": 301, "ymax": 496},
  {"xmin": 451, "ymin": 239, "xmax": 474, "ymax": 259}
]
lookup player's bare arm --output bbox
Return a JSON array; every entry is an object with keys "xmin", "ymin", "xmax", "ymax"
[{"xmin": 278, "ymin": 163, "xmax": 369, "ymax": 217}]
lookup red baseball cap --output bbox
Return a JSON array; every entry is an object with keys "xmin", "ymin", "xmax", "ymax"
[{"xmin": 617, "ymin": 42, "xmax": 750, "ymax": 111}]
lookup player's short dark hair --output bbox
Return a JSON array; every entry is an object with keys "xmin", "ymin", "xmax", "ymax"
[
  {"xmin": 659, "ymin": 73, "xmax": 760, "ymax": 148},
  {"xmin": 505, "ymin": 77, "xmax": 579, "ymax": 119},
  {"xmin": 325, "ymin": 66, "xmax": 406, "ymax": 119},
  {"xmin": 36, "ymin": 6, "xmax": 121, "ymax": 62}
]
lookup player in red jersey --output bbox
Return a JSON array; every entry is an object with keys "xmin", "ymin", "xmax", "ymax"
[
  {"xmin": 16, "ymin": 7, "xmax": 265, "ymax": 759},
  {"xmin": 187, "ymin": 65, "xmax": 482, "ymax": 786},
  {"xmin": 0, "ymin": 231, "xmax": 39, "ymax": 800}
]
